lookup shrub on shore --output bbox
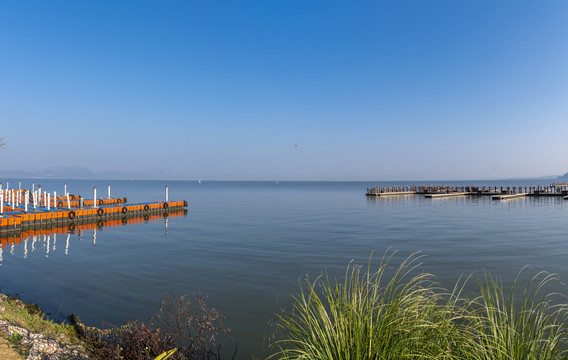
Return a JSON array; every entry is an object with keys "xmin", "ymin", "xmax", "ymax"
[
  {"xmin": 269, "ymin": 252, "xmax": 568, "ymax": 360},
  {"xmin": 74, "ymin": 292, "xmax": 234, "ymax": 360}
]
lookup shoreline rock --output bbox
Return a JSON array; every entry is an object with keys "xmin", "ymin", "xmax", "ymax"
[{"xmin": 0, "ymin": 294, "xmax": 90, "ymax": 360}]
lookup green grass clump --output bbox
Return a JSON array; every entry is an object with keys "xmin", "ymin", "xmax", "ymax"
[
  {"xmin": 270, "ymin": 252, "xmax": 568, "ymax": 360},
  {"xmin": 7, "ymin": 332, "xmax": 22, "ymax": 344},
  {"xmin": 2, "ymin": 298, "xmax": 79, "ymax": 343},
  {"xmin": 465, "ymin": 270, "xmax": 568, "ymax": 360}
]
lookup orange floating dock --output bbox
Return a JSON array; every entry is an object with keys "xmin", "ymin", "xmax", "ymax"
[
  {"xmin": 0, "ymin": 209, "xmax": 187, "ymax": 247},
  {"xmin": 0, "ymin": 185, "xmax": 187, "ymax": 234}
]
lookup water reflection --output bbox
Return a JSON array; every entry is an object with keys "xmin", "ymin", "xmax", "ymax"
[
  {"xmin": 367, "ymin": 193, "xmax": 568, "ymax": 209},
  {"xmin": 0, "ymin": 210, "xmax": 186, "ymax": 263}
]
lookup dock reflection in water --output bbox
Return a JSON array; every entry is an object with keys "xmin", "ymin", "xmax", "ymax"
[{"xmin": 0, "ymin": 210, "xmax": 186, "ymax": 262}]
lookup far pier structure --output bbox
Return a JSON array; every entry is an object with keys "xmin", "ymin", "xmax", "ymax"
[{"xmin": 366, "ymin": 183, "xmax": 568, "ymax": 200}]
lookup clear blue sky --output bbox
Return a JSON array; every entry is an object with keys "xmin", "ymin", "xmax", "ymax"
[{"xmin": 1, "ymin": 1, "xmax": 567, "ymax": 180}]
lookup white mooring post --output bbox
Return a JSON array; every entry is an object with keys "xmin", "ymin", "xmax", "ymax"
[
  {"xmin": 67, "ymin": 194, "xmax": 71, "ymax": 209},
  {"xmin": 64, "ymin": 183, "xmax": 67, "ymax": 196},
  {"xmin": 93, "ymin": 187, "xmax": 97, "ymax": 208},
  {"xmin": 54, "ymin": 191, "xmax": 57, "ymax": 208},
  {"xmin": 47, "ymin": 193, "xmax": 50, "ymax": 211},
  {"xmin": 165, "ymin": 185, "xmax": 169, "ymax": 202},
  {"xmin": 25, "ymin": 192, "xmax": 28, "ymax": 213},
  {"xmin": 108, "ymin": 184, "xmax": 111, "ymax": 199},
  {"xmin": 44, "ymin": 191, "xmax": 47, "ymax": 207},
  {"xmin": 1, "ymin": 193, "xmax": 3, "ymax": 214}
]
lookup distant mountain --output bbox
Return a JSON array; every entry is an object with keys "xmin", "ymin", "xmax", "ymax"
[
  {"xmin": 0, "ymin": 166, "xmax": 180, "ymax": 180},
  {"xmin": 557, "ymin": 172, "xmax": 568, "ymax": 180}
]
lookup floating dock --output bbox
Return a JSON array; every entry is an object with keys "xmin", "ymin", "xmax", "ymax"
[
  {"xmin": 0, "ymin": 183, "xmax": 187, "ymax": 234},
  {"xmin": 491, "ymin": 193, "xmax": 528, "ymax": 200},
  {"xmin": 366, "ymin": 191, "xmax": 416, "ymax": 196},
  {"xmin": 0, "ymin": 210, "xmax": 186, "ymax": 247},
  {"xmin": 425, "ymin": 192, "xmax": 468, "ymax": 198},
  {"xmin": 367, "ymin": 183, "xmax": 568, "ymax": 201},
  {"xmin": 365, "ymin": 186, "xmax": 417, "ymax": 196}
]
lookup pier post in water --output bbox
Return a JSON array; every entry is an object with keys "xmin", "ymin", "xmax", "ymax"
[{"xmin": 93, "ymin": 187, "xmax": 97, "ymax": 208}]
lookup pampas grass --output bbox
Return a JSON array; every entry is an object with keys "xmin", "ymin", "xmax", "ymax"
[{"xmin": 270, "ymin": 252, "xmax": 568, "ymax": 360}]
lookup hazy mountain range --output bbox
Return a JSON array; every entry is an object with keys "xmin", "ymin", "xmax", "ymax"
[
  {"xmin": 0, "ymin": 166, "xmax": 181, "ymax": 180},
  {"xmin": 0, "ymin": 165, "xmax": 564, "ymax": 181}
]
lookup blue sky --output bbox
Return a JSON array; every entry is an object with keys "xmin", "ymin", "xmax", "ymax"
[{"xmin": 1, "ymin": 1, "xmax": 567, "ymax": 180}]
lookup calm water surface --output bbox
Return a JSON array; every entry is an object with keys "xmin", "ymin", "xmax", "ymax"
[{"xmin": 1, "ymin": 179, "xmax": 568, "ymax": 358}]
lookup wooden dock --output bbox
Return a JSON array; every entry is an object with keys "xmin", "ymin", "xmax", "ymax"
[
  {"xmin": 367, "ymin": 183, "xmax": 568, "ymax": 201},
  {"xmin": 425, "ymin": 192, "xmax": 468, "ymax": 198},
  {"xmin": 366, "ymin": 191, "xmax": 416, "ymax": 196},
  {"xmin": 491, "ymin": 193, "xmax": 528, "ymax": 200},
  {"xmin": 366, "ymin": 186, "xmax": 417, "ymax": 196}
]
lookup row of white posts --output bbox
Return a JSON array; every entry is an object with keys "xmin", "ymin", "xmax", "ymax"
[
  {"xmin": 0, "ymin": 183, "xmax": 170, "ymax": 215},
  {"xmin": 0, "ymin": 187, "xmax": 71, "ymax": 214},
  {"xmin": 0, "ymin": 183, "xmax": 114, "ymax": 214}
]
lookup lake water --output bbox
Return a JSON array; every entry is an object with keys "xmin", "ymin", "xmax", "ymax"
[{"xmin": 1, "ymin": 179, "xmax": 568, "ymax": 358}]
